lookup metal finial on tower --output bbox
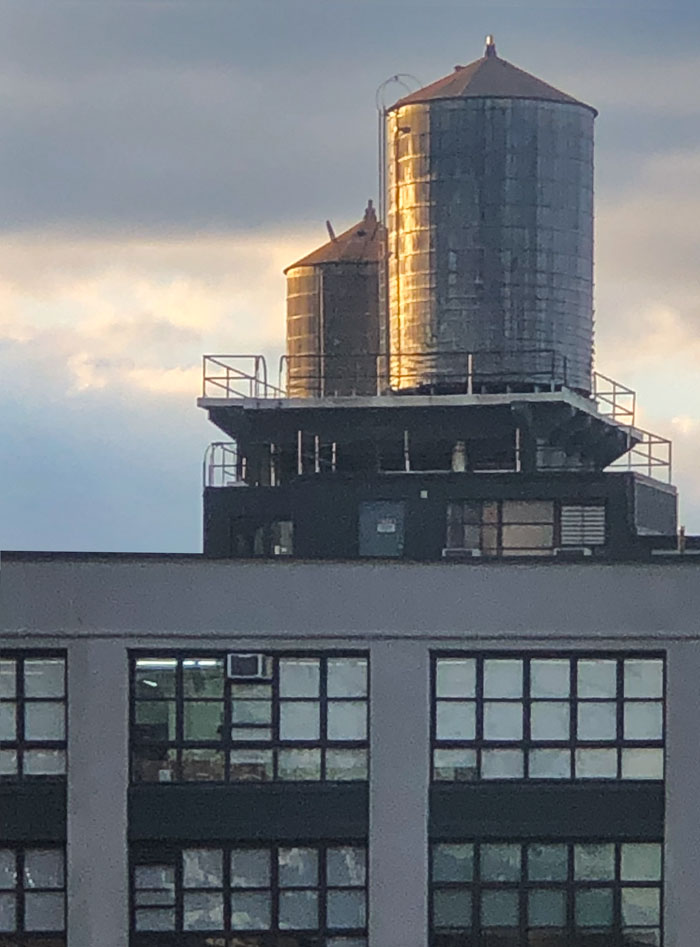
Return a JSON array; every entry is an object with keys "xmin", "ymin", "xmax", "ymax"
[{"xmin": 485, "ymin": 34, "xmax": 497, "ymax": 57}]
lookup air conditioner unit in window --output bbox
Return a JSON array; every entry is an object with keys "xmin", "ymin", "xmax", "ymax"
[
  {"xmin": 226, "ymin": 653, "xmax": 272, "ymax": 680},
  {"xmin": 441, "ymin": 547, "xmax": 482, "ymax": 559},
  {"xmin": 553, "ymin": 546, "xmax": 593, "ymax": 558}
]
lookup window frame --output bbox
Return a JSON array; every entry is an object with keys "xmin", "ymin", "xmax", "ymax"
[{"xmin": 0, "ymin": 844, "xmax": 67, "ymax": 938}]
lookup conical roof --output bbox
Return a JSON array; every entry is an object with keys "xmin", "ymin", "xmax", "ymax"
[
  {"xmin": 391, "ymin": 37, "xmax": 596, "ymax": 115},
  {"xmin": 284, "ymin": 201, "xmax": 383, "ymax": 273}
]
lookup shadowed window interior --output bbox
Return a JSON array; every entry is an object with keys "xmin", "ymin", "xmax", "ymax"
[
  {"xmin": 432, "ymin": 653, "xmax": 664, "ymax": 782},
  {"xmin": 0, "ymin": 654, "xmax": 67, "ymax": 780},
  {"xmin": 131, "ymin": 653, "xmax": 368, "ymax": 784},
  {"xmin": 0, "ymin": 846, "xmax": 66, "ymax": 943}
]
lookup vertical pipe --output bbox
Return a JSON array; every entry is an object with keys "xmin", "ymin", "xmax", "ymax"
[
  {"xmin": 297, "ymin": 430, "xmax": 303, "ymax": 476},
  {"xmin": 314, "ymin": 435, "xmax": 320, "ymax": 474},
  {"xmin": 331, "ymin": 442, "xmax": 337, "ymax": 473},
  {"xmin": 403, "ymin": 429, "xmax": 410, "ymax": 472},
  {"xmin": 515, "ymin": 427, "xmax": 522, "ymax": 473},
  {"xmin": 467, "ymin": 352, "xmax": 474, "ymax": 395}
]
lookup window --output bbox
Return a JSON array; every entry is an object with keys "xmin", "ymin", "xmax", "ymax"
[
  {"xmin": 0, "ymin": 654, "xmax": 67, "ymax": 780},
  {"xmin": 0, "ymin": 846, "xmax": 66, "ymax": 943},
  {"xmin": 432, "ymin": 654, "xmax": 664, "ymax": 782},
  {"xmin": 431, "ymin": 840, "xmax": 663, "ymax": 946},
  {"xmin": 131, "ymin": 653, "xmax": 368, "ymax": 784},
  {"xmin": 131, "ymin": 843, "xmax": 367, "ymax": 946}
]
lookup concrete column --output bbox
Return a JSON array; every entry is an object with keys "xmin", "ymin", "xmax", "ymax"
[
  {"xmin": 664, "ymin": 641, "xmax": 700, "ymax": 944},
  {"xmin": 67, "ymin": 639, "xmax": 129, "ymax": 947},
  {"xmin": 369, "ymin": 640, "xmax": 430, "ymax": 947}
]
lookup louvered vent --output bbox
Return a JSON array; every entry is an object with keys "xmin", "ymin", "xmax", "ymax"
[{"xmin": 560, "ymin": 505, "xmax": 606, "ymax": 546}]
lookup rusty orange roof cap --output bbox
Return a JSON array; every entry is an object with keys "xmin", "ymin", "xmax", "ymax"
[{"xmin": 284, "ymin": 201, "xmax": 384, "ymax": 273}]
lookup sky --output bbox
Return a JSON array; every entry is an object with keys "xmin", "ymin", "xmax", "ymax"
[{"xmin": 2, "ymin": 0, "xmax": 700, "ymax": 552}]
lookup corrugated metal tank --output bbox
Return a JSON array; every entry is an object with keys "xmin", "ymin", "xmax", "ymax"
[
  {"xmin": 285, "ymin": 202, "xmax": 382, "ymax": 397},
  {"xmin": 386, "ymin": 39, "xmax": 596, "ymax": 394}
]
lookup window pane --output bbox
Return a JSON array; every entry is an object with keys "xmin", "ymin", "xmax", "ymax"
[
  {"xmin": 280, "ymin": 702, "xmax": 320, "ymax": 741},
  {"xmin": 327, "ymin": 890, "xmax": 366, "ymax": 929},
  {"xmin": 134, "ymin": 659, "xmax": 176, "ymax": 698},
  {"xmin": 433, "ymin": 889, "xmax": 471, "ymax": 929},
  {"xmin": 132, "ymin": 746, "xmax": 177, "ymax": 783},
  {"xmin": 325, "ymin": 749, "xmax": 367, "ymax": 781},
  {"xmin": 575, "ymin": 888, "xmax": 614, "ymax": 928},
  {"xmin": 231, "ymin": 849, "xmax": 270, "ymax": 888},
  {"xmin": 530, "ymin": 702, "xmax": 569, "ymax": 741},
  {"xmin": 528, "ymin": 890, "xmax": 566, "ymax": 927},
  {"xmin": 528, "ymin": 749, "xmax": 571, "ymax": 779},
  {"xmin": 327, "ymin": 659, "xmax": 367, "ymax": 698},
  {"xmin": 577, "ymin": 660, "xmax": 617, "ymax": 698},
  {"xmin": 0, "ymin": 893, "xmax": 15, "ymax": 932},
  {"xmin": 232, "ymin": 700, "xmax": 272, "ymax": 725},
  {"xmin": 24, "ymin": 660, "xmax": 64, "ymax": 698},
  {"xmin": 181, "ymin": 749, "xmax": 225, "ymax": 782},
  {"xmin": 527, "ymin": 844, "xmax": 568, "ymax": 881},
  {"xmin": 279, "ymin": 659, "xmax": 320, "ymax": 698},
  {"xmin": 0, "ymin": 705, "xmax": 16, "ymax": 741},
  {"xmin": 327, "ymin": 702, "xmax": 367, "ymax": 741},
  {"xmin": 624, "ymin": 660, "xmax": 663, "ymax": 699},
  {"xmin": 231, "ymin": 891, "xmax": 271, "ymax": 929},
  {"xmin": 230, "ymin": 750, "xmax": 274, "ymax": 783},
  {"xmin": 484, "ymin": 660, "xmax": 523, "ymax": 698},
  {"xmin": 621, "ymin": 844, "xmax": 662, "ymax": 882},
  {"xmin": 483, "ymin": 703, "xmax": 523, "ymax": 741},
  {"xmin": 183, "ymin": 702, "xmax": 224, "ymax": 741},
  {"xmin": 24, "ymin": 703, "xmax": 65, "ymax": 741},
  {"xmin": 134, "ymin": 865, "xmax": 175, "ymax": 891},
  {"xmin": 502, "ymin": 500, "xmax": 553, "ymax": 523},
  {"xmin": 530, "ymin": 659, "xmax": 570, "ymax": 698},
  {"xmin": 135, "ymin": 907, "xmax": 175, "ymax": 931},
  {"xmin": 231, "ymin": 727, "xmax": 272, "ymax": 742},
  {"xmin": 23, "ymin": 749, "xmax": 66, "ymax": 775},
  {"xmin": 183, "ymin": 850, "xmax": 223, "ymax": 888},
  {"xmin": 433, "ymin": 844, "xmax": 474, "ymax": 883},
  {"xmin": 624, "ymin": 703, "xmax": 663, "ymax": 741},
  {"xmin": 182, "ymin": 659, "xmax": 224, "ymax": 698},
  {"xmin": 279, "ymin": 890, "xmax": 319, "ymax": 929},
  {"xmin": 436, "ymin": 659, "xmax": 476, "ymax": 698},
  {"xmin": 574, "ymin": 845, "xmax": 615, "ymax": 881},
  {"xmin": 577, "ymin": 703, "xmax": 617, "ymax": 741},
  {"xmin": 481, "ymin": 890, "xmax": 518, "ymax": 927},
  {"xmin": 621, "ymin": 748, "xmax": 664, "ymax": 780},
  {"xmin": 0, "ymin": 751, "xmax": 17, "ymax": 776},
  {"xmin": 433, "ymin": 748, "xmax": 477, "ymax": 781},
  {"xmin": 231, "ymin": 683, "xmax": 272, "ymax": 699},
  {"xmin": 24, "ymin": 850, "xmax": 63, "ymax": 888},
  {"xmin": 24, "ymin": 891, "xmax": 65, "ymax": 931},
  {"xmin": 502, "ymin": 524, "xmax": 554, "ymax": 550},
  {"xmin": 327, "ymin": 848, "xmax": 365, "ymax": 887},
  {"xmin": 481, "ymin": 844, "xmax": 521, "ymax": 882},
  {"xmin": 481, "ymin": 749, "xmax": 523, "ymax": 779},
  {"xmin": 279, "ymin": 848, "xmax": 318, "ymax": 887},
  {"xmin": 621, "ymin": 888, "xmax": 660, "ymax": 926},
  {"xmin": 575, "ymin": 748, "xmax": 617, "ymax": 779},
  {"xmin": 622, "ymin": 929, "xmax": 661, "ymax": 945},
  {"xmin": 436, "ymin": 702, "xmax": 476, "ymax": 740},
  {"xmin": 0, "ymin": 853, "xmax": 16, "ymax": 890},
  {"xmin": 183, "ymin": 891, "xmax": 224, "ymax": 930},
  {"xmin": 278, "ymin": 748, "xmax": 321, "ymax": 780},
  {"xmin": 134, "ymin": 701, "xmax": 176, "ymax": 742},
  {"xmin": 0, "ymin": 662, "xmax": 16, "ymax": 699}
]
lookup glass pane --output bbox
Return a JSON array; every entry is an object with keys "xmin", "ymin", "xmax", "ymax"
[
  {"xmin": 135, "ymin": 889, "xmax": 175, "ymax": 906},
  {"xmin": 622, "ymin": 928, "xmax": 661, "ymax": 945},
  {"xmin": 183, "ymin": 849, "xmax": 223, "ymax": 888},
  {"xmin": 530, "ymin": 659, "xmax": 570, "ymax": 698},
  {"xmin": 134, "ymin": 701, "xmax": 176, "ymax": 742},
  {"xmin": 0, "ymin": 662, "xmax": 16, "ymax": 698},
  {"xmin": 529, "ymin": 749, "xmax": 571, "ymax": 779},
  {"xmin": 280, "ymin": 702, "xmax": 320, "ymax": 741},
  {"xmin": 327, "ymin": 940, "xmax": 368, "ymax": 947},
  {"xmin": 279, "ymin": 848, "xmax": 318, "ymax": 887},
  {"xmin": 481, "ymin": 890, "xmax": 518, "ymax": 927},
  {"xmin": 327, "ymin": 702, "xmax": 367, "ymax": 741},
  {"xmin": 575, "ymin": 888, "xmax": 614, "ymax": 928},
  {"xmin": 24, "ymin": 703, "xmax": 65, "ymax": 741},
  {"xmin": 621, "ymin": 888, "xmax": 660, "ymax": 927},
  {"xmin": 530, "ymin": 702, "xmax": 569, "ymax": 741},
  {"xmin": 527, "ymin": 844, "xmax": 568, "ymax": 881},
  {"xmin": 0, "ymin": 853, "xmax": 16, "ymax": 890},
  {"xmin": 279, "ymin": 890, "xmax": 319, "ymax": 929},
  {"xmin": 278, "ymin": 748, "xmax": 321, "ymax": 780},
  {"xmin": 501, "ymin": 524, "xmax": 553, "ymax": 549},
  {"xmin": 577, "ymin": 660, "xmax": 617, "ymax": 699},
  {"xmin": 181, "ymin": 749, "xmax": 225, "ymax": 782},
  {"xmin": 182, "ymin": 659, "xmax": 224, "ymax": 698},
  {"xmin": 231, "ymin": 727, "xmax": 272, "ymax": 742},
  {"xmin": 327, "ymin": 658, "xmax": 367, "ymax": 698},
  {"xmin": 481, "ymin": 749, "xmax": 523, "ymax": 779},
  {"xmin": 231, "ymin": 683, "xmax": 272, "ymax": 699},
  {"xmin": 433, "ymin": 844, "xmax": 474, "ymax": 883},
  {"xmin": 327, "ymin": 848, "xmax": 365, "ymax": 887},
  {"xmin": 436, "ymin": 659, "xmax": 476, "ymax": 698},
  {"xmin": 327, "ymin": 890, "xmax": 366, "ymax": 928},
  {"xmin": 24, "ymin": 850, "xmax": 63, "ymax": 888},
  {"xmin": 577, "ymin": 703, "xmax": 617, "ymax": 741},
  {"xmin": 621, "ymin": 748, "xmax": 664, "ymax": 780},
  {"xmin": 575, "ymin": 749, "xmax": 617, "ymax": 779},
  {"xmin": 433, "ymin": 889, "xmax": 471, "ymax": 929},
  {"xmin": 433, "ymin": 748, "xmax": 477, "ymax": 781},
  {"xmin": 436, "ymin": 702, "xmax": 476, "ymax": 740},
  {"xmin": 483, "ymin": 703, "xmax": 523, "ymax": 741},
  {"xmin": 574, "ymin": 845, "xmax": 615, "ymax": 881},
  {"xmin": 621, "ymin": 844, "xmax": 662, "ymax": 882},
  {"xmin": 23, "ymin": 749, "xmax": 66, "ymax": 775},
  {"xmin": 24, "ymin": 660, "xmax": 65, "ymax": 698},
  {"xmin": 24, "ymin": 891, "xmax": 65, "ymax": 931},
  {"xmin": 623, "ymin": 703, "xmax": 663, "ymax": 741},
  {"xmin": 135, "ymin": 865, "xmax": 175, "ymax": 891},
  {"xmin": 529, "ymin": 890, "xmax": 566, "ymax": 927},
  {"xmin": 135, "ymin": 907, "xmax": 175, "ymax": 930},
  {"xmin": 231, "ymin": 849, "xmax": 270, "ymax": 888},
  {"xmin": 0, "ymin": 750, "xmax": 17, "ymax": 776},
  {"xmin": 624, "ymin": 660, "xmax": 663, "ymax": 698},
  {"xmin": 502, "ymin": 500, "xmax": 553, "ymax": 523},
  {"xmin": 0, "ymin": 892, "xmax": 15, "ymax": 932},
  {"xmin": 0, "ymin": 705, "xmax": 16, "ymax": 741},
  {"xmin": 279, "ymin": 659, "xmax": 320, "ymax": 698},
  {"xmin": 231, "ymin": 891, "xmax": 271, "ymax": 929},
  {"xmin": 183, "ymin": 891, "xmax": 224, "ymax": 930},
  {"xmin": 183, "ymin": 702, "xmax": 223, "ymax": 741},
  {"xmin": 232, "ymin": 700, "xmax": 272, "ymax": 725},
  {"xmin": 481, "ymin": 844, "xmax": 521, "ymax": 882},
  {"xmin": 132, "ymin": 747, "xmax": 178, "ymax": 783},
  {"xmin": 483, "ymin": 660, "xmax": 523, "ymax": 698},
  {"xmin": 326, "ymin": 749, "xmax": 367, "ymax": 781},
  {"xmin": 230, "ymin": 750, "xmax": 274, "ymax": 782},
  {"xmin": 134, "ymin": 659, "xmax": 177, "ymax": 698}
]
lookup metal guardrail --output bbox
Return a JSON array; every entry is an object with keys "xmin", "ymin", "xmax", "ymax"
[
  {"xmin": 204, "ymin": 442, "xmax": 242, "ymax": 487},
  {"xmin": 202, "ymin": 355, "xmax": 285, "ymax": 400},
  {"xmin": 592, "ymin": 372, "xmax": 636, "ymax": 425}
]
